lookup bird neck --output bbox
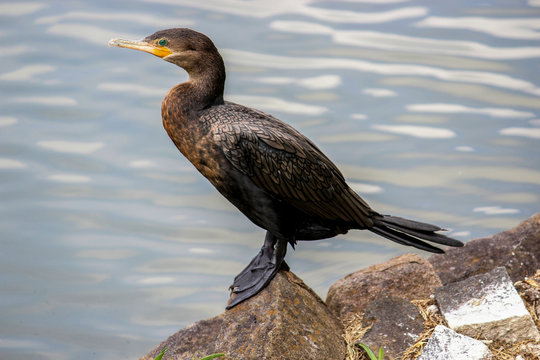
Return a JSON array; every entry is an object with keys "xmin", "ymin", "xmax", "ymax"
[
  {"xmin": 161, "ymin": 65, "xmax": 225, "ymax": 123},
  {"xmin": 187, "ymin": 73, "xmax": 225, "ymax": 109},
  {"xmin": 170, "ymin": 53, "xmax": 226, "ymax": 112},
  {"xmin": 161, "ymin": 58, "xmax": 226, "ymax": 162}
]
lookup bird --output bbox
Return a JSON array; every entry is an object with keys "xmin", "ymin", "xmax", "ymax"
[{"xmin": 108, "ymin": 28, "xmax": 463, "ymax": 309}]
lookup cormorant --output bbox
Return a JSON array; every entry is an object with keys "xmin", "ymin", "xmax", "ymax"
[{"xmin": 109, "ymin": 28, "xmax": 463, "ymax": 309}]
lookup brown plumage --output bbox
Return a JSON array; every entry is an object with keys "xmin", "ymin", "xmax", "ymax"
[{"xmin": 109, "ymin": 28, "xmax": 463, "ymax": 309}]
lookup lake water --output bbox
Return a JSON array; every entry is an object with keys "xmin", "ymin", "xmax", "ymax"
[{"xmin": 1, "ymin": 1, "xmax": 539, "ymax": 359}]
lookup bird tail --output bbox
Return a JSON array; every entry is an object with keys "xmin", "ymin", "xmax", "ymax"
[{"xmin": 369, "ymin": 214, "xmax": 464, "ymax": 253}]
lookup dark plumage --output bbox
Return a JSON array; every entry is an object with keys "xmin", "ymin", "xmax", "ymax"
[{"xmin": 109, "ymin": 28, "xmax": 464, "ymax": 309}]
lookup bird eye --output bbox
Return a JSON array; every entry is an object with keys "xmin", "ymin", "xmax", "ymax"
[{"xmin": 158, "ymin": 39, "xmax": 167, "ymax": 46}]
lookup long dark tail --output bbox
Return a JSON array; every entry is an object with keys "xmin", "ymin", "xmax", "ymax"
[{"xmin": 370, "ymin": 214, "xmax": 464, "ymax": 253}]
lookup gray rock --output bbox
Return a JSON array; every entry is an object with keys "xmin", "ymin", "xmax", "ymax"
[
  {"xmin": 139, "ymin": 271, "xmax": 346, "ymax": 360},
  {"xmin": 326, "ymin": 254, "xmax": 442, "ymax": 320},
  {"xmin": 418, "ymin": 325, "xmax": 493, "ymax": 360},
  {"xmin": 359, "ymin": 293, "xmax": 424, "ymax": 360},
  {"xmin": 514, "ymin": 269, "xmax": 540, "ymax": 304},
  {"xmin": 435, "ymin": 267, "xmax": 540, "ymax": 343},
  {"xmin": 429, "ymin": 212, "xmax": 540, "ymax": 285}
]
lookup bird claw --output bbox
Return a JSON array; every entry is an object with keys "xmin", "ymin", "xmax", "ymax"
[
  {"xmin": 226, "ymin": 233, "xmax": 288, "ymax": 309},
  {"xmin": 226, "ymin": 260, "xmax": 288, "ymax": 308}
]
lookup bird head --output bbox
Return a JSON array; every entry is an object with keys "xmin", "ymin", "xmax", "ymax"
[{"xmin": 109, "ymin": 28, "xmax": 222, "ymax": 77}]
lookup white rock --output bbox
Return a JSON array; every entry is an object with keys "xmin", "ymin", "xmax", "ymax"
[
  {"xmin": 418, "ymin": 325, "xmax": 493, "ymax": 360},
  {"xmin": 426, "ymin": 304, "xmax": 439, "ymax": 316},
  {"xmin": 435, "ymin": 267, "xmax": 540, "ymax": 343}
]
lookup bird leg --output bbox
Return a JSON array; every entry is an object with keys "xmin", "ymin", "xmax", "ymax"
[{"xmin": 226, "ymin": 232, "xmax": 289, "ymax": 309}]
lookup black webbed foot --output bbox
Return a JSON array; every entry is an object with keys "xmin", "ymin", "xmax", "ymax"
[{"xmin": 226, "ymin": 232, "xmax": 288, "ymax": 309}]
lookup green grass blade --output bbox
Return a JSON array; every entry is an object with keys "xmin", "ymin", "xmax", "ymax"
[
  {"xmin": 154, "ymin": 348, "xmax": 167, "ymax": 360},
  {"xmin": 357, "ymin": 342, "xmax": 378, "ymax": 360},
  {"xmin": 199, "ymin": 353, "xmax": 225, "ymax": 360},
  {"xmin": 378, "ymin": 346, "xmax": 384, "ymax": 360}
]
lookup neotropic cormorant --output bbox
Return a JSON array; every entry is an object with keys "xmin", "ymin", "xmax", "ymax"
[{"xmin": 109, "ymin": 28, "xmax": 463, "ymax": 309}]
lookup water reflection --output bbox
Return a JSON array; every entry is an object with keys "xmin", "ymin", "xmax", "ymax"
[
  {"xmin": 15, "ymin": 96, "xmax": 77, "ymax": 106},
  {"xmin": 0, "ymin": 2, "xmax": 46, "ymax": 16},
  {"xmin": 473, "ymin": 206, "xmax": 520, "ymax": 215},
  {"xmin": 362, "ymin": 88, "xmax": 397, "ymax": 97},
  {"xmin": 255, "ymin": 74, "xmax": 341, "ymax": 90},
  {"xmin": 35, "ymin": 11, "xmax": 194, "ymax": 28},
  {"xmin": 138, "ymin": 257, "xmax": 244, "ymax": 276},
  {"xmin": 319, "ymin": 131, "xmax": 396, "ymax": 143},
  {"xmin": 271, "ymin": 20, "xmax": 540, "ymax": 59},
  {"xmin": 415, "ymin": 16, "xmax": 540, "ymax": 40},
  {"xmin": 224, "ymin": 49, "xmax": 540, "ymax": 95},
  {"xmin": 380, "ymin": 77, "xmax": 540, "ymax": 108},
  {"xmin": 228, "ymin": 94, "xmax": 328, "ymax": 115},
  {"xmin": 500, "ymin": 127, "xmax": 540, "ymax": 139},
  {"xmin": 98, "ymin": 82, "xmax": 168, "ymax": 97},
  {"xmin": 46, "ymin": 24, "xmax": 140, "ymax": 46},
  {"xmin": 0, "ymin": 117, "xmax": 17, "ymax": 126},
  {"xmin": 47, "ymin": 173, "xmax": 92, "ymax": 183},
  {"xmin": 0, "ymin": 64, "xmax": 55, "ymax": 81},
  {"xmin": 372, "ymin": 124, "xmax": 456, "ymax": 138},
  {"xmin": 146, "ymin": 0, "xmax": 428, "ymax": 23},
  {"xmin": 0, "ymin": 158, "xmax": 27, "ymax": 169},
  {"xmin": 406, "ymin": 103, "xmax": 535, "ymax": 118},
  {"xmin": 37, "ymin": 140, "xmax": 104, "ymax": 153},
  {"xmin": 340, "ymin": 164, "xmax": 540, "ymax": 188}
]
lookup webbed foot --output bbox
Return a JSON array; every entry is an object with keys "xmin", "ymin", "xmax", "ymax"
[{"xmin": 226, "ymin": 232, "xmax": 288, "ymax": 309}]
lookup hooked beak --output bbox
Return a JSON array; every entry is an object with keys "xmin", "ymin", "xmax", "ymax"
[{"xmin": 108, "ymin": 38, "xmax": 172, "ymax": 58}]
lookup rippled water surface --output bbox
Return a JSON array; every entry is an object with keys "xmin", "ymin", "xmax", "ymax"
[{"xmin": 1, "ymin": 1, "xmax": 539, "ymax": 359}]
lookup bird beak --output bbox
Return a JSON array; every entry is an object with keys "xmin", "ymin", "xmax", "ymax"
[{"xmin": 108, "ymin": 38, "xmax": 172, "ymax": 58}]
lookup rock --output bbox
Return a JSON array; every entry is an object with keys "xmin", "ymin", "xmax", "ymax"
[
  {"xmin": 435, "ymin": 267, "xmax": 540, "ymax": 343},
  {"xmin": 417, "ymin": 325, "xmax": 493, "ymax": 360},
  {"xmin": 426, "ymin": 304, "xmax": 440, "ymax": 317},
  {"xmin": 514, "ymin": 269, "xmax": 540, "ymax": 304},
  {"xmin": 139, "ymin": 271, "xmax": 346, "ymax": 360},
  {"xmin": 429, "ymin": 212, "xmax": 540, "ymax": 285},
  {"xmin": 359, "ymin": 293, "xmax": 424, "ymax": 360},
  {"xmin": 514, "ymin": 269, "xmax": 540, "ymax": 330},
  {"xmin": 326, "ymin": 254, "xmax": 442, "ymax": 320}
]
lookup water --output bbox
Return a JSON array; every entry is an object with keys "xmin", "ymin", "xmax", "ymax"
[{"xmin": 1, "ymin": 1, "xmax": 539, "ymax": 359}]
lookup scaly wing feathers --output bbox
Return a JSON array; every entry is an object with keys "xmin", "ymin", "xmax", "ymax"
[{"xmin": 207, "ymin": 103, "xmax": 373, "ymax": 227}]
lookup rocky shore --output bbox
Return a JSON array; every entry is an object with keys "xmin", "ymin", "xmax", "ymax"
[{"xmin": 140, "ymin": 213, "xmax": 540, "ymax": 360}]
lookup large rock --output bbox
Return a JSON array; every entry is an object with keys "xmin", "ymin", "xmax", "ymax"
[
  {"xmin": 429, "ymin": 212, "xmax": 540, "ymax": 285},
  {"xmin": 417, "ymin": 325, "xmax": 493, "ymax": 360},
  {"xmin": 514, "ymin": 269, "xmax": 540, "ymax": 324},
  {"xmin": 140, "ymin": 271, "xmax": 346, "ymax": 360},
  {"xmin": 434, "ymin": 267, "xmax": 540, "ymax": 343},
  {"xmin": 326, "ymin": 254, "xmax": 442, "ymax": 320},
  {"xmin": 359, "ymin": 293, "xmax": 424, "ymax": 360}
]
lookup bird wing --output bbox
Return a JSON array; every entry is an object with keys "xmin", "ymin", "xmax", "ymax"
[{"xmin": 206, "ymin": 103, "xmax": 373, "ymax": 227}]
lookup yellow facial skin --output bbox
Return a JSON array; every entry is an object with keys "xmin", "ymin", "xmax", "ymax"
[{"xmin": 108, "ymin": 38, "xmax": 172, "ymax": 58}]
